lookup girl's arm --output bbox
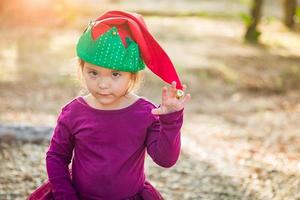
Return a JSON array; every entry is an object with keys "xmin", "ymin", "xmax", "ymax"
[
  {"xmin": 146, "ymin": 109, "xmax": 184, "ymax": 168},
  {"xmin": 146, "ymin": 81, "xmax": 190, "ymax": 168},
  {"xmin": 46, "ymin": 108, "xmax": 79, "ymax": 200}
]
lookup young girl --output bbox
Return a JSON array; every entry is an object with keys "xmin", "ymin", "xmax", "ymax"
[{"xmin": 28, "ymin": 10, "xmax": 190, "ymax": 200}]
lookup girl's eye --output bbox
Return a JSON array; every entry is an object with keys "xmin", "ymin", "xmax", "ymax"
[
  {"xmin": 112, "ymin": 72, "xmax": 121, "ymax": 78},
  {"xmin": 88, "ymin": 71, "xmax": 98, "ymax": 77}
]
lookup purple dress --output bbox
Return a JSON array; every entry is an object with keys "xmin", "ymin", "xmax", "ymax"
[{"xmin": 41, "ymin": 96, "xmax": 183, "ymax": 200}]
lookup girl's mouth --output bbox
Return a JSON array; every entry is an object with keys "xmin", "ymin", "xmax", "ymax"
[{"xmin": 97, "ymin": 93, "xmax": 111, "ymax": 96}]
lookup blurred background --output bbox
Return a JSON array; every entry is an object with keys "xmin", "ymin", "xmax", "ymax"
[{"xmin": 0, "ymin": 0, "xmax": 300, "ymax": 199}]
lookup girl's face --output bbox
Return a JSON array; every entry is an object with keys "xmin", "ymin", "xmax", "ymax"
[{"xmin": 82, "ymin": 62, "xmax": 132, "ymax": 109}]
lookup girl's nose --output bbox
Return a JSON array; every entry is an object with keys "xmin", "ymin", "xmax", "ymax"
[{"xmin": 98, "ymin": 77, "xmax": 110, "ymax": 89}]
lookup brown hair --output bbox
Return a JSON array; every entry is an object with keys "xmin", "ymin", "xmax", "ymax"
[{"xmin": 77, "ymin": 58, "xmax": 144, "ymax": 94}]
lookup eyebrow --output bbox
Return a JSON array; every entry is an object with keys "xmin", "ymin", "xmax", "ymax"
[
  {"xmin": 85, "ymin": 66, "xmax": 98, "ymax": 71},
  {"xmin": 85, "ymin": 66, "xmax": 121, "ymax": 73}
]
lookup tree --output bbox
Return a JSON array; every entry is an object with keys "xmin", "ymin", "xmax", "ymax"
[
  {"xmin": 245, "ymin": 0, "xmax": 264, "ymax": 43},
  {"xmin": 283, "ymin": 0, "xmax": 297, "ymax": 28}
]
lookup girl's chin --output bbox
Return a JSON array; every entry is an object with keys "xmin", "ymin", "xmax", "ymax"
[
  {"xmin": 95, "ymin": 96, "xmax": 113, "ymax": 103},
  {"xmin": 95, "ymin": 95, "xmax": 119, "ymax": 105}
]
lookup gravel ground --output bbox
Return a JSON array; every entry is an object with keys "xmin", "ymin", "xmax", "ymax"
[{"xmin": 0, "ymin": 139, "xmax": 256, "ymax": 200}]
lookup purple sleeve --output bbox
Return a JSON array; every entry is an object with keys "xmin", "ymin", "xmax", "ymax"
[
  {"xmin": 46, "ymin": 108, "xmax": 79, "ymax": 200},
  {"xmin": 146, "ymin": 109, "xmax": 184, "ymax": 168}
]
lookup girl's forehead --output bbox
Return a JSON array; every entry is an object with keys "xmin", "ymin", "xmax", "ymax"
[{"xmin": 84, "ymin": 62, "xmax": 118, "ymax": 72}]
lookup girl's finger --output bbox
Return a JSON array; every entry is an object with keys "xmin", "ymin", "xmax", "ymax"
[
  {"xmin": 170, "ymin": 81, "xmax": 177, "ymax": 98},
  {"xmin": 182, "ymin": 84, "xmax": 187, "ymax": 92},
  {"xmin": 161, "ymin": 86, "xmax": 168, "ymax": 105},
  {"xmin": 180, "ymin": 93, "xmax": 191, "ymax": 105}
]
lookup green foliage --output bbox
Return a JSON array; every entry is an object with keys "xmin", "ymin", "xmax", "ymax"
[
  {"xmin": 295, "ymin": 7, "xmax": 300, "ymax": 22},
  {"xmin": 296, "ymin": 7, "xmax": 300, "ymax": 17},
  {"xmin": 245, "ymin": 28, "xmax": 261, "ymax": 43},
  {"xmin": 240, "ymin": 12, "xmax": 262, "ymax": 43},
  {"xmin": 263, "ymin": 16, "xmax": 276, "ymax": 24},
  {"xmin": 240, "ymin": 12, "xmax": 252, "ymax": 26}
]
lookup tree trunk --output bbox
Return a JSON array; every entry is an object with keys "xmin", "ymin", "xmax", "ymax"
[
  {"xmin": 245, "ymin": 0, "xmax": 263, "ymax": 43},
  {"xmin": 283, "ymin": 0, "xmax": 297, "ymax": 28}
]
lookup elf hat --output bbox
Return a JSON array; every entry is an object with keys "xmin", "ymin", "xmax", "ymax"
[{"xmin": 76, "ymin": 10, "xmax": 183, "ymax": 90}]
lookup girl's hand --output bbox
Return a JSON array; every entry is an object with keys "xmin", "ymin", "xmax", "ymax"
[{"xmin": 151, "ymin": 81, "xmax": 191, "ymax": 115}]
